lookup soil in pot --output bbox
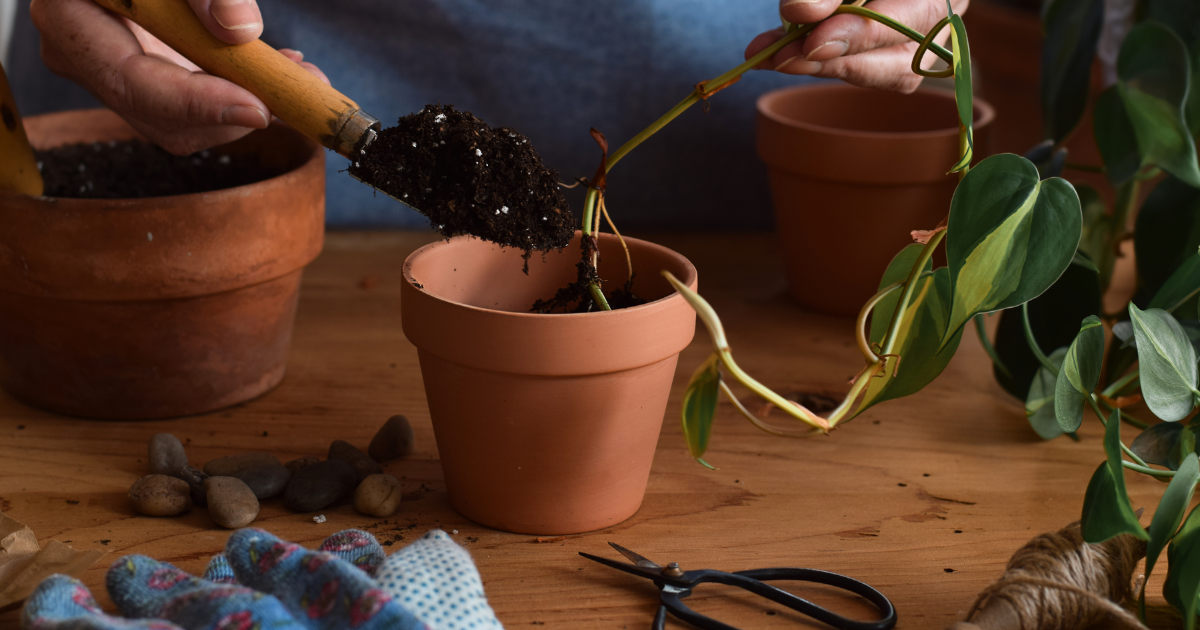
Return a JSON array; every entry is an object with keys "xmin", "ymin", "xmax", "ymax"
[
  {"xmin": 36, "ymin": 140, "xmax": 282, "ymax": 199},
  {"xmin": 348, "ymin": 104, "xmax": 575, "ymax": 254}
]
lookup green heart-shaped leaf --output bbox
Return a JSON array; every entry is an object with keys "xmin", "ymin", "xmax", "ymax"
[
  {"xmin": 1093, "ymin": 86, "xmax": 1143, "ymax": 187},
  {"xmin": 1132, "ymin": 422, "xmax": 1187, "ymax": 468},
  {"xmin": 1026, "ymin": 347, "xmax": 1068, "ymax": 440},
  {"xmin": 947, "ymin": 1, "xmax": 974, "ymax": 173},
  {"xmin": 1054, "ymin": 315, "xmax": 1105, "ymax": 433},
  {"xmin": 1081, "ymin": 409, "xmax": 1150, "ymax": 543},
  {"xmin": 944, "ymin": 154, "xmax": 1083, "ymax": 345},
  {"xmin": 1129, "ymin": 303, "xmax": 1200, "ymax": 422},
  {"xmin": 1146, "ymin": 0, "xmax": 1200, "ymax": 136},
  {"xmin": 1076, "ymin": 185, "xmax": 1119, "ymax": 290},
  {"xmin": 1117, "ymin": 22, "xmax": 1200, "ymax": 187},
  {"xmin": 1145, "ymin": 452, "xmax": 1200, "ymax": 610},
  {"xmin": 1165, "ymin": 504, "xmax": 1200, "ymax": 629},
  {"xmin": 992, "ymin": 254, "xmax": 1102, "ymax": 400},
  {"xmin": 1138, "ymin": 176, "xmax": 1200, "ymax": 317},
  {"xmin": 856, "ymin": 245, "xmax": 962, "ymax": 413},
  {"xmin": 1150, "ymin": 253, "xmax": 1200, "ymax": 320},
  {"xmin": 682, "ymin": 353, "xmax": 720, "ymax": 468},
  {"xmin": 1040, "ymin": 0, "xmax": 1104, "ymax": 142}
]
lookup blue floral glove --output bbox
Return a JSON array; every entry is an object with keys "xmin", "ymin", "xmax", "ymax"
[{"xmin": 22, "ymin": 529, "xmax": 503, "ymax": 630}]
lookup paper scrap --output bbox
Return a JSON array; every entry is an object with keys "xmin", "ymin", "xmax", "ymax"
[{"xmin": 0, "ymin": 512, "xmax": 106, "ymax": 609}]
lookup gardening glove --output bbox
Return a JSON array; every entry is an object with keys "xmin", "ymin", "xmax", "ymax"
[{"xmin": 23, "ymin": 529, "xmax": 503, "ymax": 630}]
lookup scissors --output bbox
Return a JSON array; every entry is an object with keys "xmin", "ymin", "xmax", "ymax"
[{"xmin": 579, "ymin": 543, "xmax": 898, "ymax": 630}]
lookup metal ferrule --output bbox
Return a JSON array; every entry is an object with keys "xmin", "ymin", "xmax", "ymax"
[{"xmin": 333, "ymin": 110, "xmax": 381, "ymax": 158}]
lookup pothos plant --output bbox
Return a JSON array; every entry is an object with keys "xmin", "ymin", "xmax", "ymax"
[{"xmin": 575, "ymin": 0, "xmax": 1200, "ymax": 622}]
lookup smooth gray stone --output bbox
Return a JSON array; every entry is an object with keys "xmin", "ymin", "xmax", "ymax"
[
  {"xmin": 284, "ymin": 459, "xmax": 357, "ymax": 512},
  {"xmin": 328, "ymin": 440, "xmax": 383, "ymax": 481},
  {"xmin": 284, "ymin": 456, "xmax": 321, "ymax": 475},
  {"xmin": 204, "ymin": 452, "xmax": 281, "ymax": 477},
  {"xmin": 177, "ymin": 465, "xmax": 209, "ymax": 507},
  {"xmin": 205, "ymin": 476, "xmax": 260, "ymax": 529},
  {"xmin": 148, "ymin": 433, "xmax": 188, "ymax": 476},
  {"xmin": 229, "ymin": 463, "xmax": 291, "ymax": 500},
  {"xmin": 368, "ymin": 415, "xmax": 414, "ymax": 463}
]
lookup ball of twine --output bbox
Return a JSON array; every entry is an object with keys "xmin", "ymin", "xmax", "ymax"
[{"xmin": 960, "ymin": 521, "xmax": 1148, "ymax": 630}]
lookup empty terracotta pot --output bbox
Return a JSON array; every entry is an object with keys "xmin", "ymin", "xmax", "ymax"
[
  {"xmin": 757, "ymin": 83, "xmax": 994, "ymax": 317},
  {"xmin": 0, "ymin": 109, "xmax": 325, "ymax": 419},
  {"xmin": 402, "ymin": 233, "xmax": 698, "ymax": 534}
]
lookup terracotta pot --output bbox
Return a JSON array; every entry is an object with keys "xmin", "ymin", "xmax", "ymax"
[
  {"xmin": 0, "ymin": 109, "xmax": 325, "ymax": 419},
  {"xmin": 757, "ymin": 84, "xmax": 995, "ymax": 317},
  {"xmin": 401, "ymin": 233, "xmax": 697, "ymax": 534}
]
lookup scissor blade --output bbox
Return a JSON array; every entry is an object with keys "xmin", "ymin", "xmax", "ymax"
[
  {"xmin": 607, "ymin": 542, "xmax": 660, "ymax": 569},
  {"xmin": 578, "ymin": 551, "xmax": 664, "ymax": 582}
]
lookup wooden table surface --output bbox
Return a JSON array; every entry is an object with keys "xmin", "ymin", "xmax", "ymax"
[{"xmin": 0, "ymin": 231, "xmax": 1178, "ymax": 629}]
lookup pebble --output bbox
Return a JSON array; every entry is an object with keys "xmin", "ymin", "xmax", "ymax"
[
  {"xmin": 205, "ymin": 476, "xmax": 260, "ymax": 528},
  {"xmin": 284, "ymin": 456, "xmax": 321, "ymax": 475},
  {"xmin": 129, "ymin": 475, "xmax": 192, "ymax": 516},
  {"xmin": 177, "ymin": 465, "xmax": 209, "ymax": 507},
  {"xmin": 328, "ymin": 440, "xmax": 383, "ymax": 481},
  {"xmin": 368, "ymin": 415, "xmax": 414, "ymax": 462},
  {"xmin": 148, "ymin": 433, "xmax": 188, "ymax": 476},
  {"xmin": 203, "ymin": 452, "xmax": 281, "ymax": 477},
  {"xmin": 284, "ymin": 459, "xmax": 357, "ymax": 512},
  {"xmin": 354, "ymin": 474, "xmax": 402, "ymax": 517},
  {"xmin": 228, "ymin": 462, "xmax": 291, "ymax": 500}
]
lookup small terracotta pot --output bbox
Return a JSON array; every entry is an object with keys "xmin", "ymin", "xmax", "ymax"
[
  {"xmin": 401, "ymin": 233, "xmax": 698, "ymax": 535},
  {"xmin": 0, "ymin": 109, "xmax": 325, "ymax": 419},
  {"xmin": 757, "ymin": 83, "xmax": 994, "ymax": 317}
]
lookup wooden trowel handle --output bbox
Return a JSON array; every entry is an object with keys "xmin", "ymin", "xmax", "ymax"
[
  {"xmin": 91, "ymin": 0, "xmax": 378, "ymax": 157},
  {"xmin": 0, "ymin": 62, "xmax": 44, "ymax": 196}
]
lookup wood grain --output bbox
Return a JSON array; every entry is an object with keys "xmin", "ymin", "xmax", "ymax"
[
  {"xmin": 89, "ymin": 0, "xmax": 364, "ymax": 154},
  {"xmin": 0, "ymin": 63, "xmax": 42, "ymax": 196},
  {"xmin": 0, "ymin": 232, "xmax": 1183, "ymax": 629}
]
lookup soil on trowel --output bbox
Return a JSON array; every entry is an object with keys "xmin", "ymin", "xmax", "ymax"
[
  {"xmin": 36, "ymin": 141, "xmax": 281, "ymax": 199},
  {"xmin": 347, "ymin": 104, "xmax": 575, "ymax": 254}
]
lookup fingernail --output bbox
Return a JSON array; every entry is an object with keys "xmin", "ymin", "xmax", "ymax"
[
  {"xmin": 210, "ymin": 0, "xmax": 260, "ymax": 30},
  {"xmin": 806, "ymin": 40, "xmax": 849, "ymax": 61},
  {"xmin": 290, "ymin": 50, "xmax": 304, "ymax": 61},
  {"xmin": 222, "ymin": 105, "xmax": 268, "ymax": 128},
  {"xmin": 781, "ymin": 0, "xmax": 823, "ymax": 5},
  {"xmin": 775, "ymin": 57, "xmax": 822, "ymax": 75}
]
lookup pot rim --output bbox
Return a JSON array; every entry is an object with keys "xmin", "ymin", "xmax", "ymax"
[
  {"xmin": 402, "ymin": 233, "xmax": 699, "ymax": 319},
  {"xmin": 756, "ymin": 82, "xmax": 996, "ymax": 141},
  {"xmin": 6, "ymin": 108, "xmax": 321, "ymax": 205}
]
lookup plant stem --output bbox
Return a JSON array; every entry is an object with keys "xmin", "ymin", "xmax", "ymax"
[
  {"xmin": 1021, "ymin": 303, "xmax": 1058, "ymax": 373},
  {"xmin": 718, "ymin": 347, "xmax": 831, "ymax": 432},
  {"xmin": 1088, "ymin": 395, "xmax": 1151, "ymax": 468},
  {"xmin": 973, "ymin": 314, "xmax": 1012, "ymax": 379},
  {"xmin": 881, "ymin": 230, "xmax": 947, "ymax": 357},
  {"xmin": 1122, "ymin": 460, "xmax": 1175, "ymax": 478},
  {"xmin": 1102, "ymin": 369, "xmax": 1140, "ymax": 398},
  {"xmin": 719, "ymin": 380, "xmax": 819, "ymax": 438},
  {"xmin": 580, "ymin": 6, "xmax": 957, "ymax": 309},
  {"xmin": 856, "ymin": 281, "xmax": 905, "ymax": 363},
  {"xmin": 827, "ymin": 365, "xmax": 881, "ymax": 427}
]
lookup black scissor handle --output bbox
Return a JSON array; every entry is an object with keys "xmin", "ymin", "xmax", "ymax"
[{"xmin": 655, "ymin": 568, "xmax": 897, "ymax": 630}]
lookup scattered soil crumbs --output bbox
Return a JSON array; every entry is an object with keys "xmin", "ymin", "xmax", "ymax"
[
  {"xmin": 36, "ymin": 141, "xmax": 281, "ymax": 198},
  {"xmin": 348, "ymin": 104, "xmax": 574, "ymax": 254}
]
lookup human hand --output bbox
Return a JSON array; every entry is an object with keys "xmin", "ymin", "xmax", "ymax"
[
  {"xmin": 30, "ymin": 0, "xmax": 329, "ymax": 155},
  {"xmin": 745, "ymin": 0, "xmax": 969, "ymax": 92}
]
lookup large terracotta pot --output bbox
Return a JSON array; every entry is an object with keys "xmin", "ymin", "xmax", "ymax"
[
  {"xmin": 757, "ymin": 84, "xmax": 994, "ymax": 317},
  {"xmin": 0, "ymin": 109, "xmax": 325, "ymax": 419},
  {"xmin": 401, "ymin": 233, "xmax": 698, "ymax": 534}
]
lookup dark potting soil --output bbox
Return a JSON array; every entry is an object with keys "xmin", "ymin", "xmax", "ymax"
[
  {"xmin": 347, "ymin": 104, "xmax": 575, "ymax": 253},
  {"xmin": 35, "ymin": 141, "xmax": 281, "ymax": 199},
  {"xmin": 530, "ymin": 238, "xmax": 646, "ymax": 313}
]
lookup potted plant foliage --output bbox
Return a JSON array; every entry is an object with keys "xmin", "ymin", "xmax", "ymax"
[{"xmin": 630, "ymin": 0, "xmax": 1199, "ymax": 623}]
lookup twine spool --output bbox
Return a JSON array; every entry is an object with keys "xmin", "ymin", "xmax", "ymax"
[{"xmin": 949, "ymin": 521, "xmax": 1148, "ymax": 630}]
